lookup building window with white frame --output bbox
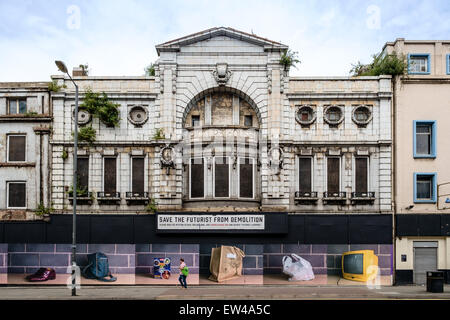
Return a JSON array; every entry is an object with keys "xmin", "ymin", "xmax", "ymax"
[
  {"xmin": 7, "ymin": 182, "xmax": 26, "ymax": 209},
  {"xmin": 214, "ymin": 157, "xmax": 230, "ymax": 198},
  {"xmin": 77, "ymin": 157, "xmax": 89, "ymax": 195},
  {"xmin": 327, "ymin": 157, "xmax": 341, "ymax": 193},
  {"xmin": 239, "ymin": 158, "xmax": 254, "ymax": 198},
  {"xmin": 103, "ymin": 157, "xmax": 117, "ymax": 194},
  {"xmin": 354, "ymin": 157, "xmax": 369, "ymax": 194},
  {"xmin": 7, "ymin": 134, "xmax": 26, "ymax": 162},
  {"xmin": 413, "ymin": 120, "xmax": 436, "ymax": 158},
  {"xmin": 8, "ymin": 98, "xmax": 27, "ymax": 115},
  {"xmin": 298, "ymin": 157, "xmax": 312, "ymax": 193},
  {"xmin": 131, "ymin": 157, "xmax": 145, "ymax": 194},
  {"xmin": 190, "ymin": 158, "xmax": 205, "ymax": 198}
]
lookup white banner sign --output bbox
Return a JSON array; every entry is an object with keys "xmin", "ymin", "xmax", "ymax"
[{"xmin": 157, "ymin": 214, "xmax": 265, "ymax": 230}]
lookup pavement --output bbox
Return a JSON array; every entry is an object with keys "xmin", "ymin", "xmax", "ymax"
[{"xmin": 0, "ymin": 284, "xmax": 449, "ymax": 300}]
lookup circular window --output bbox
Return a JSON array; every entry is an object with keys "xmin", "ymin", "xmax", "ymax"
[
  {"xmin": 352, "ymin": 105, "xmax": 372, "ymax": 126},
  {"xmin": 324, "ymin": 105, "xmax": 344, "ymax": 126},
  {"xmin": 73, "ymin": 108, "xmax": 91, "ymax": 125},
  {"xmin": 295, "ymin": 105, "xmax": 316, "ymax": 126},
  {"xmin": 128, "ymin": 106, "xmax": 148, "ymax": 126}
]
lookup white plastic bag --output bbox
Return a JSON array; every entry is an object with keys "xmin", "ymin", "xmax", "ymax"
[{"xmin": 282, "ymin": 253, "xmax": 315, "ymax": 281}]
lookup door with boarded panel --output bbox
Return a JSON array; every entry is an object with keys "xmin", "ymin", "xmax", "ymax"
[
  {"xmin": 8, "ymin": 135, "xmax": 26, "ymax": 161},
  {"xmin": 77, "ymin": 157, "xmax": 89, "ymax": 192},
  {"xmin": 191, "ymin": 158, "xmax": 204, "ymax": 198},
  {"xmin": 355, "ymin": 158, "xmax": 368, "ymax": 193},
  {"xmin": 104, "ymin": 158, "xmax": 117, "ymax": 193},
  {"xmin": 299, "ymin": 157, "xmax": 312, "ymax": 192},
  {"xmin": 327, "ymin": 157, "xmax": 340, "ymax": 193},
  {"xmin": 215, "ymin": 157, "xmax": 230, "ymax": 197},
  {"xmin": 132, "ymin": 157, "xmax": 145, "ymax": 193},
  {"xmin": 239, "ymin": 158, "xmax": 253, "ymax": 198}
]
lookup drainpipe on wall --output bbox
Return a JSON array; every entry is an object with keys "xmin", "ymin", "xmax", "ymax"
[{"xmin": 391, "ymin": 76, "xmax": 397, "ymax": 285}]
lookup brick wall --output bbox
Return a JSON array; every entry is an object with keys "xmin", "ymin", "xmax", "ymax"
[
  {"xmin": 135, "ymin": 244, "xmax": 199, "ymax": 275},
  {"xmin": 199, "ymin": 244, "xmax": 263, "ymax": 276},
  {"xmin": 264, "ymin": 244, "xmax": 392, "ymax": 276},
  {"xmin": 8, "ymin": 244, "xmax": 135, "ymax": 274}
]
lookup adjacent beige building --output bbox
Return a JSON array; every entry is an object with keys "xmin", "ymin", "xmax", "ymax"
[{"xmin": 383, "ymin": 39, "xmax": 450, "ymax": 284}]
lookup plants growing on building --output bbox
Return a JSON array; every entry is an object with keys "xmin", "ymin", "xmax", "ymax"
[
  {"xmin": 23, "ymin": 111, "xmax": 38, "ymax": 117},
  {"xmin": 79, "ymin": 64, "xmax": 89, "ymax": 75},
  {"xmin": 48, "ymin": 80, "xmax": 67, "ymax": 92},
  {"xmin": 74, "ymin": 126, "xmax": 97, "ymax": 144},
  {"xmin": 350, "ymin": 51, "xmax": 407, "ymax": 77},
  {"xmin": 67, "ymin": 183, "xmax": 88, "ymax": 197},
  {"xmin": 145, "ymin": 199, "xmax": 158, "ymax": 213},
  {"xmin": 80, "ymin": 88, "xmax": 120, "ymax": 127},
  {"xmin": 280, "ymin": 49, "xmax": 301, "ymax": 71},
  {"xmin": 153, "ymin": 128, "xmax": 165, "ymax": 140},
  {"xmin": 61, "ymin": 149, "xmax": 68, "ymax": 160},
  {"xmin": 144, "ymin": 63, "xmax": 156, "ymax": 76},
  {"xmin": 35, "ymin": 203, "xmax": 54, "ymax": 216}
]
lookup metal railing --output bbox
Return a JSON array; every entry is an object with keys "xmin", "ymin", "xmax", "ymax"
[
  {"xmin": 351, "ymin": 192, "xmax": 375, "ymax": 198},
  {"xmin": 97, "ymin": 192, "xmax": 121, "ymax": 198},
  {"xmin": 125, "ymin": 192, "xmax": 149, "ymax": 198},
  {"xmin": 323, "ymin": 191, "xmax": 347, "ymax": 198},
  {"xmin": 68, "ymin": 191, "xmax": 92, "ymax": 198},
  {"xmin": 295, "ymin": 191, "xmax": 318, "ymax": 198}
]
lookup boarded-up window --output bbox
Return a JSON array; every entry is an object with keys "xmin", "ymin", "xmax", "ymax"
[
  {"xmin": 8, "ymin": 135, "xmax": 26, "ymax": 162},
  {"xmin": 190, "ymin": 158, "xmax": 204, "ymax": 198},
  {"xmin": 215, "ymin": 157, "xmax": 229, "ymax": 197},
  {"xmin": 299, "ymin": 158, "xmax": 312, "ymax": 192},
  {"xmin": 132, "ymin": 157, "xmax": 145, "ymax": 193},
  {"xmin": 103, "ymin": 158, "xmax": 117, "ymax": 193},
  {"xmin": 77, "ymin": 157, "xmax": 89, "ymax": 193},
  {"xmin": 327, "ymin": 157, "xmax": 340, "ymax": 192},
  {"xmin": 355, "ymin": 158, "xmax": 368, "ymax": 193},
  {"xmin": 240, "ymin": 158, "xmax": 253, "ymax": 198},
  {"xmin": 8, "ymin": 182, "xmax": 26, "ymax": 208}
]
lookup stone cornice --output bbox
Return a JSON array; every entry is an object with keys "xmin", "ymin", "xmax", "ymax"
[
  {"xmin": 0, "ymin": 115, "xmax": 52, "ymax": 122},
  {"xmin": 286, "ymin": 92, "xmax": 391, "ymax": 99}
]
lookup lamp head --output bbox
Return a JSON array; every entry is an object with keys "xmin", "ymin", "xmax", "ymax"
[{"xmin": 55, "ymin": 60, "xmax": 68, "ymax": 74}]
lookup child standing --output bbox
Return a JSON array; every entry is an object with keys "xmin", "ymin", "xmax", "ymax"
[{"xmin": 178, "ymin": 258, "xmax": 188, "ymax": 289}]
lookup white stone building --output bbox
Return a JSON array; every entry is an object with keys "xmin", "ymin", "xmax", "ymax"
[
  {"xmin": 48, "ymin": 27, "xmax": 392, "ymax": 215},
  {"xmin": 0, "ymin": 82, "xmax": 51, "ymax": 219}
]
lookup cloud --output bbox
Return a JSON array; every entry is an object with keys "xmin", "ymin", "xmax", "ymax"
[{"xmin": 0, "ymin": 0, "xmax": 449, "ymax": 81}]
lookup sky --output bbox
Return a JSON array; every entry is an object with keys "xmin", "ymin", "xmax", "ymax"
[{"xmin": 0, "ymin": 0, "xmax": 449, "ymax": 81}]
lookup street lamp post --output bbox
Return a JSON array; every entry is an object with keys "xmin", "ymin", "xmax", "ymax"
[{"xmin": 55, "ymin": 60, "xmax": 78, "ymax": 296}]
